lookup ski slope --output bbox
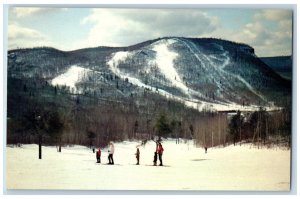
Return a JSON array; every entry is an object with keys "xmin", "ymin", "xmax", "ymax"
[
  {"xmin": 6, "ymin": 140, "xmax": 290, "ymax": 191},
  {"xmin": 151, "ymin": 39, "xmax": 190, "ymax": 94},
  {"xmin": 179, "ymin": 38, "xmax": 267, "ymax": 103},
  {"xmin": 105, "ymin": 38, "xmax": 275, "ymax": 112},
  {"xmin": 51, "ymin": 65, "xmax": 91, "ymax": 92}
]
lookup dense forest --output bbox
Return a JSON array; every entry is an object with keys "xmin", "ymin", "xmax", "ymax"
[{"xmin": 7, "ymin": 75, "xmax": 291, "ymax": 150}]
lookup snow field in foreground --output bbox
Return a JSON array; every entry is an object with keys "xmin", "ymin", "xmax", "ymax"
[{"xmin": 6, "ymin": 140, "xmax": 290, "ymax": 191}]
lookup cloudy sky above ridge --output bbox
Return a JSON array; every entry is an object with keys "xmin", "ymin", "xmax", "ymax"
[{"xmin": 8, "ymin": 7, "xmax": 293, "ymax": 57}]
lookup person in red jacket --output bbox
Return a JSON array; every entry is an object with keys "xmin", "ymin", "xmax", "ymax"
[
  {"xmin": 157, "ymin": 143, "xmax": 164, "ymax": 166},
  {"xmin": 96, "ymin": 148, "xmax": 101, "ymax": 163}
]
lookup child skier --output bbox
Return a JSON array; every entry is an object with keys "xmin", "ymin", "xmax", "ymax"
[
  {"xmin": 96, "ymin": 148, "xmax": 101, "ymax": 163},
  {"xmin": 153, "ymin": 151, "xmax": 158, "ymax": 166}
]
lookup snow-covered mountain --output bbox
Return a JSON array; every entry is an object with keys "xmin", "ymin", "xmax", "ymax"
[{"xmin": 7, "ymin": 37, "xmax": 291, "ymax": 111}]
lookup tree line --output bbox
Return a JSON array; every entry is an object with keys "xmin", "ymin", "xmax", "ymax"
[{"xmin": 7, "ymin": 75, "xmax": 292, "ymax": 160}]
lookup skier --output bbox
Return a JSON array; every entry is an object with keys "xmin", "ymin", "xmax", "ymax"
[
  {"xmin": 157, "ymin": 143, "xmax": 164, "ymax": 166},
  {"xmin": 135, "ymin": 147, "xmax": 140, "ymax": 165},
  {"xmin": 108, "ymin": 142, "xmax": 114, "ymax": 165},
  {"xmin": 153, "ymin": 141, "xmax": 159, "ymax": 166},
  {"xmin": 205, "ymin": 146, "xmax": 208, "ymax": 153},
  {"xmin": 96, "ymin": 148, "xmax": 101, "ymax": 163},
  {"xmin": 153, "ymin": 151, "xmax": 158, "ymax": 166}
]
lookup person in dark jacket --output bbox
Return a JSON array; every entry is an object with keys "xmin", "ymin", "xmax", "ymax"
[
  {"xmin": 135, "ymin": 147, "xmax": 140, "ymax": 165},
  {"xmin": 96, "ymin": 148, "xmax": 101, "ymax": 163},
  {"xmin": 157, "ymin": 143, "xmax": 164, "ymax": 166},
  {"xmin": 153, "ymin": 152, "xmax": 158, "ymax": 166},
  {"xmin": 153, "ymin": 141, "xmax": 159, "ymax": 166}
]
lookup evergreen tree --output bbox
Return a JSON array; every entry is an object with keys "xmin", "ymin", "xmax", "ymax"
[
  {"xmin": 87, "ymin": 130, "xmax": 96, "ymax": 149},
  {"xmin": 21, "ymin": 108, "xmax": 64, "ymax": 158},
  {"xmin": 155, "ymin": 112, "xmax": 171, "ymax": 138},
  {"xmin": 47, "ymin": 111, "xmax": 64, "ymax": 152},
  {"xmin": 134, "ymin": 120, "xmax": 139, "ymax": 137},
  {"xmin": 228, "ymin": 111, "xmax": 243, "ymax": 145},
  {"xmin": 189, "ymin": 124, "xmax": 194, "ymax": 139},
  {"xmin": 249, "ymin": 107, "xmax": 269, "ymax": 145}
]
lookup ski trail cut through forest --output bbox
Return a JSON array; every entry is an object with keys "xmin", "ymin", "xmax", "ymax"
[
  {"xmin": 51, "ymin": 65, "xmax": 92, "ymax": 93},
  {"xmin": 178, "ymin": 38, "xmax": 267, "ymax": 103},
  {"xmin": 106, "ymin": 40, "xmax": 269, "ymax": 111},
  {"xmin": 150, "ymin": 39, "xmax": 191, "ymax": 96}
]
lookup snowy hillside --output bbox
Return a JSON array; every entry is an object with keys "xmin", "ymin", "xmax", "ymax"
[
  {"xmin": 51, "ymin": 65, "xmax": 92, "ymax": 92},
  {"xmin": 8, "ymin": 37, "xmax": 290, "ymax": 111},
  {"xmin": 104, "ymin": 37, "xmax": 282, "ymax": 111},
  {"xmin": 6, "ymin": 140, "xmax": 290, "ymax": 190}
]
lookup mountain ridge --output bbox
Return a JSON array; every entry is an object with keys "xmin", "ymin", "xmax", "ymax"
[
  {"xmin": 260, "ymin": 56, "xmax": 292, "ymax": 80},
  {"xmin": 7, "ymin": 36, "xmax": 291, "ymax": 111}
]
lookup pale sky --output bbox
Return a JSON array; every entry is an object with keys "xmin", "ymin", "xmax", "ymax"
[{"xmin": 8, "ymin": 7, "xmax": 293, "ymax": 57}]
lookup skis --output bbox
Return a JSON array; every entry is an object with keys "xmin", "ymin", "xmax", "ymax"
[
  {"xmin": 104, "ymin": 163, "xmax": 121, "ymax": 166},
  {"xmin": 94, "ymin": 162, "xmax": 170, "ymax": 167},
  {"xmin": 145, "ymin": 164, "xmax": 171, "ymax": 167}
]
